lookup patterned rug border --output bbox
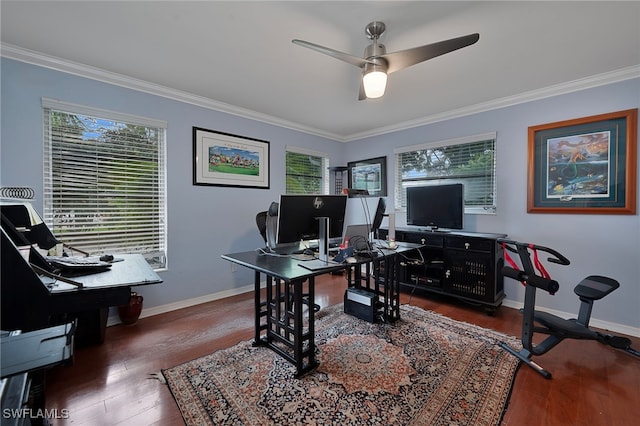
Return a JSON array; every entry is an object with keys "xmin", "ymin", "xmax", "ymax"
[{"xmin": 162, "ymin": 303, "xmax": 521, "ymax": 426}]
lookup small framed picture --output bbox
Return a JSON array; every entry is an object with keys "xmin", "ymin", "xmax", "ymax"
[
  {"xmin": 193, "ymin": 127, "xmax": 270, "ymax": 189},
  {"xmin": 347, "ymin": 156, "xmax": 387, "ymax": 197}
]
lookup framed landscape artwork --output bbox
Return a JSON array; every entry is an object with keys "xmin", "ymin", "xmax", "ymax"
[
  {"xmin": 347, "ymin": 156, "xmax": 387, "ymax": 197},
  {"xmin": 527, "ymin": 109, "xmax": 637, "ymax": 214},
  {"xmin": 193, "ymin": 127, "xmax": 270, "ymax": 189}
]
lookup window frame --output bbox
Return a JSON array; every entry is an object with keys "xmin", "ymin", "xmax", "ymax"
[
  {"xmin": 41, "ymin": 98, "xmax": 168, "ymax": 269},
  {"xmin": 394, "ymin": 132, "xmax": 497, "ymax": 215},
  {"xmin": 285, "ymin": 146, "xmax": 330, "ymax": 195}
]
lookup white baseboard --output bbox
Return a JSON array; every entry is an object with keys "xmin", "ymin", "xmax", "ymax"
[
  {"xmin": 108, "ymin": 288, "xmax": 639, "ymax": 338},
  {"xmin": 502, "ymin": 299, "xmax": 640, "ymax": 338},
  {"xmin": 106, "ymin": 284, "xmax": 255, "ymax": 327}
]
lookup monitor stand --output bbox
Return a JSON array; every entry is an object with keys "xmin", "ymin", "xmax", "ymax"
[
  {"xmin": 316, "ymin": 216, "xmax": 329, "ymax": 262},
  {"xmin": 298, "ymin": 217, "xmax": 342, "ymax": 271}
]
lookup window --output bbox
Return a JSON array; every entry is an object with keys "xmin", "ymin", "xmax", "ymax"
[
  {"xmin": 42, "ymin": 98, "xmax": 167, "ymax": 269},
  {"xmin": 285, "ymin": 146, "xmax": 329, "ymax": 194},
  {"xmin": 394, "ymin": 132, "xmax": 497, "ymax": 214}
]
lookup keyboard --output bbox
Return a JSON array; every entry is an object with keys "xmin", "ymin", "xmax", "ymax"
[
  {"xmin": 47, "ymin": 256, "xmax": 112, "ymax": 270},
  {"xmin": 305, "ymin": 242, "xmax": 341, "ymax": 251}
]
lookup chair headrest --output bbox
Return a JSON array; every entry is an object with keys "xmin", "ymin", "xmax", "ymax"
[{"xmin": 267, "ymin": 201, "xmax": 279, "ymax": 217}]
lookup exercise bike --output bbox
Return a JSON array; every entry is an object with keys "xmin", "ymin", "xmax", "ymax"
[{"xmin": 497, "ymin": 238, "xmax": 639, "ymax": 379}]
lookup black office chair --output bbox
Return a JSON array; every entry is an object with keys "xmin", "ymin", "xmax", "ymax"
[
  {"xmin": 256, "ymin": 202, "xmax": 279, "ymax": 252},
  {"xmin": 255, "ymin": 211, "xmax": 268, "ymax": 245},
  {"xmin": 255, "ymin": 202, "xmax": 320, "ymax": 313},
  {"xmin": 498, "ymin": 238, "xmax": 639, "ymax": 379}
]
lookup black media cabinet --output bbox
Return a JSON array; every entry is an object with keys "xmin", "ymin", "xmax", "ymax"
[{"xmin": 378, "ymin": 228, "xmax": 507, "ymax": 314}]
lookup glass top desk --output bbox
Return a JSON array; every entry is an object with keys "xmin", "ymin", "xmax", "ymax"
[{"xmin": 222, "ymin": 241, "xmax": 421, "ymax": 376}]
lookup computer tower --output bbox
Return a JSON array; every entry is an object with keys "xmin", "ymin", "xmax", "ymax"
[{"xmin": 344, "ymin": 287, "xmax": 377, "ymax": 323}]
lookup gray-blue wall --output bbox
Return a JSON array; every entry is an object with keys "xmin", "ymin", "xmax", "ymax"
[
  {"xmin": 2, "ymin": 57, "xmax": 638, "ymax": 335},
  {"xmin": 345, "ymin": 81, "xmax": 640, "ymax": 335}
]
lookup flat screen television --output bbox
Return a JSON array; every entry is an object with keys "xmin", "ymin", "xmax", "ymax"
[
  {"xmin": 406, "ymin": 183, "xmax": 464, "ymax": 230},
  {"xmin": 276, "ymin": 195, "xmax": 347, "ymax": 244}
]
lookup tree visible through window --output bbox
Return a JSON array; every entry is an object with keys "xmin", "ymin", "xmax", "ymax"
[
  {"xmin": 43, "ymin": 99, "xmax": 167, "ymax": 268},
  {"xmin": 395, "ymin": 133, "xmax": 497, "ymax": 214},
  {"xmin": 285, "ymin": 147, "xmax": 329, "ymax": 194}
]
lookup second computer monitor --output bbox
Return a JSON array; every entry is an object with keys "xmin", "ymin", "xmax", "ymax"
[{"xmin": 276, "ymin": 195, "xmax": 347, "ymax": 245}]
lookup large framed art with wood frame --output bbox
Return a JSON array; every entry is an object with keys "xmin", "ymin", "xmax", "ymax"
[
  {"xmin": 193, "ymin": 127, "xmax": 270, "ymax": 189},
  {"xmin": 527, "ymin": 109, "xmax": 637, "ymax": 214}
]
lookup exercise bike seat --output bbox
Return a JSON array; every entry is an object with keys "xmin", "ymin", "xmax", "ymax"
[
  {"xmin": 574, "ymin": 275, "xmax": 620, "ymax": 300},
  {"xmin": 533, "ymin": 311, "xmax": 599, "ymax": 340},
  {"xmin": 533, "ymin": 275, "xmax": 621, "ymax": 339}
]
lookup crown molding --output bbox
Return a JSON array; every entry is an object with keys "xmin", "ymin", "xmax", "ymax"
[
  {"xmin": 3, "ymin": 43, "xmax": 638, "ymax": 143},
  {"xmin": 345, "ymin": 65, "xmax": 640, "ymax": 141},
  {"xmin": 0, "ymin": 43, "xmax": 344, "ymax": 141}
]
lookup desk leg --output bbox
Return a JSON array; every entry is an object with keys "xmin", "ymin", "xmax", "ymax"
[
  {"xmin": 345, "ymin": 256, "xmax": 401, "ymax": 323},
  {"xmin": 373, "ymin": 258, "xmax": 381, "ymax": 297},
  {"xmin": 253, "ymin": 270, "xmax": 268, "ymax": 346},
  {"xmin": 353, "ymin": 263, "xmax": 363, "ymax": 289},
  {"xmin": 372, "ymin": 257, "xmax": 385, "ymax": 321},
  {"xmin": 307, "ymin": 276, "xmax": 317, "ymax": 374},
  {"xmin": 382, "ymin": 257, "xmax": 392, "ymax": 321},
  {"xmin": 364, "ymin": 261, "xmax": 371, "ymax": 288},
  {"xmin": 387, "ymin": 254, "xmax": 401, "ymax": 322},
  {"xmin": 254, "ymin": 276, "xmax": 318, "ymax": 377},
  {"xmin": 374, "ymin": 255, "xmax": 401, "ymax": 323},
  {"xmin": 292, "ymin": 278, "xmax": 303, "ymax": 374},
  {"xmin": 253, "ymin": 270, "xmax": 261, "ymax": 345},
  {"xmin": 291, "ymin": 277, "xmax": 318, "ymax": 377}
]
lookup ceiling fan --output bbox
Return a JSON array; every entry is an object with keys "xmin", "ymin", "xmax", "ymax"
[{"xmin": 292, "ymin": 21, "xmax": 479, "ymax": 100}]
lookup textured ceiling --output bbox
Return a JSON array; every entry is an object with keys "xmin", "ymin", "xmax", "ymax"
[{"xmin": 2, "ymin": 1, "xmax": 639, "ymax": 141}]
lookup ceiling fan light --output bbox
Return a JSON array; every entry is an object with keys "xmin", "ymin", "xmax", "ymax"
[
  {"xmin": 363, "ymin": 69, "xmax": 387, "ymax": 98},
  {"xmin": 363, "ymin": 61, "xmax": 387, "ymax": 98}
]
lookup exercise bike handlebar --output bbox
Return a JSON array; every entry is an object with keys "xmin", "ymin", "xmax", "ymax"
[
  {"xmin": 501, "ymin": 266, "xmax": 560, "ymax": 294},
  {"xmin": 498, "ymin": 238, "xmax": 571, "ymax": 266},
  {"xmin": 501, "ymin": 266, "xmax": 525, "ymax": 281}
]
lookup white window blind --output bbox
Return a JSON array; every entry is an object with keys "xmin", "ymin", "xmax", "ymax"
[
  {"xmin": 285, "ymin": 146, "xmax": 329, "ymax": 194},
  {"xmin": 394, "ymin": 132, "xmax": 497, "ymax": 214},
  {"xmin": 42, "ymin": 98, "xmax": 167, "ymax": 268}
]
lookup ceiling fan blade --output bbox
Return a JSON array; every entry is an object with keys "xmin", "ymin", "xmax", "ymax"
[
  {"xmin": 292, "ymin": 39, "xmax": 370, "ymax": 68},
  {"xmin": 358, "ymin": 79, "xmax": 367, "ymax": 101},
  {"xmin": 382, "ymin": 33, "xmax": 479, "ymax": 74}
]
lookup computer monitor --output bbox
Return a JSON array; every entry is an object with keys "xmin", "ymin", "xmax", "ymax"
[
  {"xmin": 370, "ymin": 197, "xmax": 386, "ymax": 237},
  {"xmin": 276, "ymin": 195, "xmax": 347, "ymax": 245}
]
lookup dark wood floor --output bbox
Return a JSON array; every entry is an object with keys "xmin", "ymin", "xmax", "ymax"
[{"xmin": 45, "ymin": 273, "xmax": 640, "ymax": 425}]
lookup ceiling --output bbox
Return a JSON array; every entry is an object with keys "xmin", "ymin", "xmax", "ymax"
[{"xmin": 2, "ymin": 1, "xmax": 639, "ymax": 142}]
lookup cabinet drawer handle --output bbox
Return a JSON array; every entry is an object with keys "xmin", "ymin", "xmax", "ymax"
[{"xmin": 465, "ymin": 242, "xmax": 470, "ymax": 249}]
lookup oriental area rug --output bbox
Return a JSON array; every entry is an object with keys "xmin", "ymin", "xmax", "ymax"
[{"xmin": 161, "ymin": 304, "xmax": 521, "ymax": 426}]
